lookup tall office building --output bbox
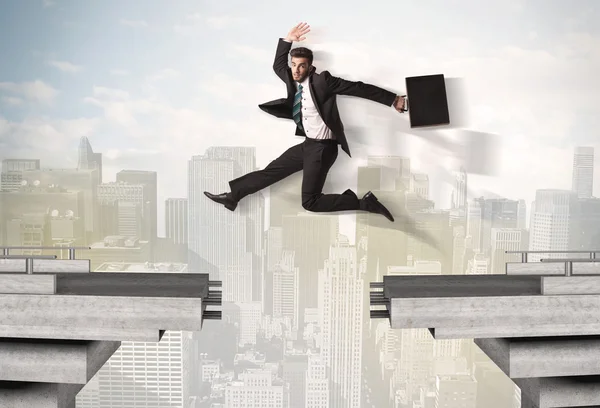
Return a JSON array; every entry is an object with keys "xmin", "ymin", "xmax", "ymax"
[
  {"xmin": 97, "ymin": 182, "xmax": 145, "ymax": 239},
  {"xmin": 367, "ymin": 156, "xmax": 411, "ymax": 191},
  {"xmin": 116, "ymin": 170, "xmax": 158, "ymax": 244},
  {"xmin": 187, "ymin": 147, "xmax": 264, "ymax": 303},
  {"xmin": 490, "ymin": 228, "xmax": 527, "ymax": 274},
  {"xmin": 434, "ymin": 374, "xmax": 477, "ymax": 408},
  {"xmin": 165, "ymin": 198, "xmax": 188, "ymax": 245},
  {"xmin": 96, "ymin": 330, "xmax": 185, "ymax": 408},
  {"xmin": 281, "ymin": 213, "xmax": 338, "ymax": 329},
  {"xmin": 569, "ymin": 197, "xmax": 600, "ymax": 251},
  {"xmin": 78, "ymin": 136, "xmax": 103, "ymax": 183},
  {"xmin": 472, "ymin": 197, "xmax": 519, "ymax": 255},
  {"xmin": 319, "ymin": 236, "xmax": 363, "ymax": 408},
  {"xmin": 225, "ymin": 369, "xmax": 290, "ymax": 407},
  {"xmin": 466, "ymin": 200, "xmax": 482, "ymax": 253},
  {"xmin": 452, "ymin": 167, "xmax": 468, "ymax": 210},
  {"xmin": 529, "ymin": 189, "xmax": 577, "ymax": 261},
  {"xmin": 572, "ymin": 146, "xmax": 594, "ymax": 198}
]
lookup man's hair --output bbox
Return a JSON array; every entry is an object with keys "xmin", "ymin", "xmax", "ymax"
[{"xmin": 290, "ymin": 47, "xmax": 313, "ymax": 65}]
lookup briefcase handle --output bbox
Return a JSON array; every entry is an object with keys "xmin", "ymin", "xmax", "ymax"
[{"xmin": 400, "ymin": 95, "xmax": 408, "ymax": 112}]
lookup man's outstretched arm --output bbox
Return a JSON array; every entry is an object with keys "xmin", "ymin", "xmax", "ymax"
[
  {"xmin": 273, "ymin": 22, "xmax": 311, "ymax": 82},
  {"xmin": 323, "ymin": 71, "xmax": 406, "ymax": 112}
]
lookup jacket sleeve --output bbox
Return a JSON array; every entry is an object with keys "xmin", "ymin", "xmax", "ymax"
[
  {"xmin": 322, "ymin": 70, "xmax": 397, "ymax": 106},
  {"xmin": 273, "ymin": 38, "xmax": 293, "ymax": 82}
]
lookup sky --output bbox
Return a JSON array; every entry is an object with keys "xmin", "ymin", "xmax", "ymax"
[{"xmin": 1, "ymin": 0, "xmax": 599, "ymax": 235}]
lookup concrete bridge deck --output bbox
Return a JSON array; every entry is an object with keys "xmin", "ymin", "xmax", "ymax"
[
  {"xmin": 370, "ymin": 250, "xmax": 600, "ymax": 408},
  {"xmin": 0, "ymin": 246, "xmax": 222, "ymax": 408}
]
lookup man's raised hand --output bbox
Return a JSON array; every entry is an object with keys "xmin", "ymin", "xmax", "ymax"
[{"xmin": 285, "ymin": 22, "xmax": 310, "ymax": 42}]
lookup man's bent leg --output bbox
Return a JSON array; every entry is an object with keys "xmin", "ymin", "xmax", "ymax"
[
  {"xmin": 300, "ymin": 139, "xmax": 361, "ymax": 212},
  {"xmin": 228, "ymin": 142, "xmax": 304, "ymax": 202},
  {"xmin": 300, "ymin": 139, "xmax": 394, "ymax": 220}
]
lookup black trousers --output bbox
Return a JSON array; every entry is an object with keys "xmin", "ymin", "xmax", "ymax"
[{"xmin": 229, "ymin": 137, "xmax": 361, "ymax": 212}]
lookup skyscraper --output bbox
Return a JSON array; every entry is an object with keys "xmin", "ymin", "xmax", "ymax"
[
  {"xmin": 116, "ymin": 170, "xmax": 158, "ymax": 244},
  {"xmin": 451, "ymin": 167, "xmax": 467, "ymax": 210},
  {"xmin": 78, "ymin": 136, "xmax": 103, "ymax": 183},
  {"xmin": 165, "ymin": 198, "xmax": 188, "ymax": 245},
  {"xmin": 529, "ymin": 189, "xmax": 577, "ymax": 261},
  {"xmin": 572, "ymin": 146, "xmax": 594, "ymax": 198}
]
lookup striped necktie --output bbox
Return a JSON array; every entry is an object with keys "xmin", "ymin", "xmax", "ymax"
[{"xmin": 293, "ymin": 83, "xmax": 303, "ymax": 129}]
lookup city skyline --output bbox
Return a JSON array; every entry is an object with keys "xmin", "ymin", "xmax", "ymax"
[
  {"xmin": 2, "ymin": 141, "xmax": 599, "ymax": 407},
  {"xmin": 1, "ymin": 0, "xmax": 599, "ymax": 230},
  {"xmin": 1, "ymin": 1, "xmax": 600, "ymax": 407}
]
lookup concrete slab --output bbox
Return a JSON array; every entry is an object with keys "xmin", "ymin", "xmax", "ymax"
[
  {"xmin": 0, "ymin": 294, "xmax": 204, "ymax": 331},
  {"xmin": 515, "ymin": 376, "xmax": 600, "ymax": 408},
  {"xmin": 574, "ymin": 263, "xmax": 600, "ymax": 275},
  {"xmin": 33, "ymin": 260, "xmax": 89, "ymax": 273},
  {"xmin": 0, "ymin": 274, "xmax": 56, "ymax": 294},
  {"xmin": 0, "ymin": 325, "xmax": 164, "ymax": 342},
  {"xmin": 381, "ymin": 274, "xmax": 541, "ymax": 298},
  {"xmin": 1, "ymin": 255, "xmax": 56, "ymax": 259},
  {"xmin": 0, "ymin": 260, "xmax": 25, "ymax": 273},
  {"xmin": 389, "ymin": 294, "xmax": 600, "ymax": 329},
  {"xmin": 430, "ymin": 324, "xmax": 600, "ymax": 339},
  {"xmin": 0, "ymin": 381, "xmax": 82, "ymax": 408},
  {"xmin": 506, "ymin": 262, "xmax": 567, "ymax": 275},
  {"xmin": 53, "ymin": 272, "xmax": 210, "ymax": 298},
  {"xmin": 0, "ymin": 339, "xmax": 120, "ymax": 384},
  {"xmin": 474, "ymin": 336, "xmax": 600, "ymax": 378},
  {"xmin": 542, "ymin": 276, "xmax": 600, "ymax": 295}
]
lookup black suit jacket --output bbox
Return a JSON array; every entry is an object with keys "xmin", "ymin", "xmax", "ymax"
[{"xmin": 258, "ymin": 38, "xmax": 398, "ymax": 157}]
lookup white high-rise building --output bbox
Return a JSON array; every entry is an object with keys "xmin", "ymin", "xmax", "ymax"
[
  {"xmin": 273, "ymin": 251, "xmax": 300, "ymax": 329},
  {"xmin": 225, "ymin": 369, "xmax": 289, "ymax": 407},
  {"xmin": 98, "ymin": 330, "xmax": 185, "ymax": 407},
  {"xmin": 434, "ymin": 374, "xmax": 477, "ymax": 408},
  {"xmin": 237, "ymin": 301, "xmax": 262, "ymax": 346},
  {"xmin": 529, "ymin": 189, "xmax": 577, "ymax": 262},
  {"xmin": 367, "ymin": 156, "xmax": 411, "ymax": 191},
  {"xmin": 572, "ymin": 146, "xmax": 594, "ymax": 198},
  {"xmin": 187, "ymin": 147, "xmax": 264, "ymax": 303},
  {"xmin": 319, "ymin": 235, "xmax": 363, "ymax": 408},
  {"xmin": 466, "ymin": 200, "xmax": 482, "ymax": 252},
  {"xmin": 165, "ymin": 198, "xmax": 187, "ymax": 245},
  {"xmin": 452, "ymin": 167, "xmax": 467, "ymax": 210},
  {"xmin": 491, "ymin": 228, "xmax": 525, "ymax": 274},
  {"xmin": 306, "ymin": 354, "xmax": 329, "ymax": 408}
]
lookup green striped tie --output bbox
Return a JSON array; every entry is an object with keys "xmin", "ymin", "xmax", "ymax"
[{"xmin": 293, "ymin": 84, "xmax": 303, "ymax": 129}]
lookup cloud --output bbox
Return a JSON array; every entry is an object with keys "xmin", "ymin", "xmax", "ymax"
[
  {"xmin": 174, "ymin": 13, "xmax": 248, "ymax": 35},
  {"xmin": 225, "ymin": 44, "xmax": 272, "ymax": 63},
  {"xmin": 120, "ymin": 19, "xmax": 148, "ymax": 28},
  {"xmin": 206, "ymin": 15, "xmax": 249, "ymax": 29},
  {"xmin": 110, "ymin": 69, "xmax": 130, "ymax": 76},
  {"xmin": 47, "ymin": 60, "xmax": 83, "ymax": 73},
  {"xmin": 0, "ymin": 116, "xmax": 100, "ymax": 165},
  {"xmin": 0, "ymin": 80, "xmax": 58, "ymax": 104},
  {"xmin": 83, "ymin": 86, "xmax": 138, "ymax": 128},
  {"xmin": 146, "ymin": 68, "xmax": 180, "ymax": 82},
  {"xmin": 43, "ymin": 0, "xmax": 55, "ymax": 7},
  {"xmin": 2, "ymin": 96, "xmax": 23, "ymax": 106},
  {"xmin": 198, "ymin": 73, "xmax": 281, "ymax": 107}
]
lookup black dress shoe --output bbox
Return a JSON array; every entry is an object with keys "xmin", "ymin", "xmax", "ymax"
[
  {"xmin": 203, "ymin": 191, "xmax": 238, "ymax": 211},
  {"xmin": 359, "ymin": 191, "xmax": 394, "ymax": 222}
]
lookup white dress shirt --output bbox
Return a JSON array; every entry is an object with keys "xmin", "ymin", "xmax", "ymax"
[{"xmin": 295, "ymin": 76, "xmax": 334, "ymax": 141}]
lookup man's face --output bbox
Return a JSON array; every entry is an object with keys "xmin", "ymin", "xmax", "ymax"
[{"xmin": 291, "ymin": 57, "xmax": 311, "ymax": 82}]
